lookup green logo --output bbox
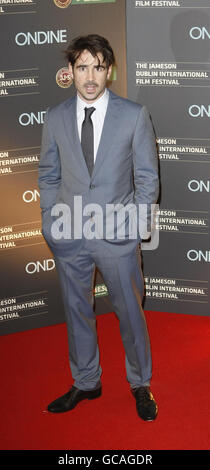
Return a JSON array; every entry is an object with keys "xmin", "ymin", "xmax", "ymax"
[{"xmin": 110, "ymin": 65, "xmax": 117, "ymax": 81}]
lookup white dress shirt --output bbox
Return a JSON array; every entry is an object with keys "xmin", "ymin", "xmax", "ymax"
[{"xmin": 76, "ymin": 88, "xmax": 109, "ymax": 162}]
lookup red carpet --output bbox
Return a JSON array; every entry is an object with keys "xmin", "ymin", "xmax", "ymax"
[{"xmin": 0, "ymin": 311, "xmax": 210, "ymax": 450}]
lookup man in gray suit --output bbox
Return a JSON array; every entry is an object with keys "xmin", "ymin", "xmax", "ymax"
[{"xmin": 38, "ymin": 34, "xmax": 159, "ymax": 421}]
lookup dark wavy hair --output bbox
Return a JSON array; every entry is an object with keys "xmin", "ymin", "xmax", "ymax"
[{"xmin": 64, "ymin": 34, "xmax": 115, "ymax": 68}]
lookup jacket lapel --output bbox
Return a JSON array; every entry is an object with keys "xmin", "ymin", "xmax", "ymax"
[
  {"xmin": 62, "ymin": 96, "xmax": 91, "ymax": 180},
  {"xmin": 91, "ymin": 90, "xmax": 123, "ymax": 179}
]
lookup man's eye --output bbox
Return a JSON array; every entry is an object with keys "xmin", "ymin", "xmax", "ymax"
[{"xmin": 96, "ymin": 66, "xmax": 104, "ymax": 72}]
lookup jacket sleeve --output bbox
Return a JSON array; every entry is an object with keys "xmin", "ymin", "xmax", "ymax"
[
  {"xmin": 132, "ymin": 105, "xmax": 159, "ymax": 239},
  {"xmin": 38, "ymin": 108, "xmax": 61, "ymax": 212}
]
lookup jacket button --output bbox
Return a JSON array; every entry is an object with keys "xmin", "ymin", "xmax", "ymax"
[{"xmin": 90, "ymin": 184, "xmax": 95, "ymax": 189}]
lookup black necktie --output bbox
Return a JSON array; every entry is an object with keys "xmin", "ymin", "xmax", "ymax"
[{"xmin": 81, "ymin": 107, "xmax": 95, "ymax": 176}]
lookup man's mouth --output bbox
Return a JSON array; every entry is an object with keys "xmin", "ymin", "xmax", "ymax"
[{"xmin": 85, "ymin": 83, "xmax": 98, "ymax": 93}]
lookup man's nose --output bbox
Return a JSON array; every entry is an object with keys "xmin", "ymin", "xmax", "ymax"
[{"xmin": 86, "ymin": 67, "xmax": 95, "ymax": 81}]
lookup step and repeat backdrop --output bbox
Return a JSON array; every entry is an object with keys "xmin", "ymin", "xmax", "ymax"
[
  {"xmin": 0, "ymin": 0, "xmax": 209, "ymax": 336},
  {"xmin": 126, "ymin": 0, "xmax": 210, "ymax": 316},
  {"xmin": 0, "ymin": 0, "xmax": 126, "ymax": 335}
]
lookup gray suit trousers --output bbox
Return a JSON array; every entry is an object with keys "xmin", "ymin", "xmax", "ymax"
[{"xmin": 54, "ymin": 237, "xmax": 152, "ymax": 391}]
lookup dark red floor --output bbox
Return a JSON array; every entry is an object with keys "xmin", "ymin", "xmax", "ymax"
[{"xmin": 0, "ymin": 310, "xmax": 210, "ymax": 450}]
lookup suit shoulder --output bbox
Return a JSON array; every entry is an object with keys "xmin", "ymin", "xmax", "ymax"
[
  {"xmin": 46, "ymin": 96, "xmax": 74, "ymax": 118},
  {"xmin": 120, "ymin": 96, "xmax": 143, "ymax": 112},
  {"xmin": 110, "ymin": 91, "xmax": 143, "ymax": 113}
]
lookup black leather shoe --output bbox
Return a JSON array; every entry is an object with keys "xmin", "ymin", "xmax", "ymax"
[
  {"xmin": 131, "ymin": 386, "xmax": 158, "ymax": 421},
  {"xmin": 47, "ymin": 385, "xmax": 102, "ymax": 413}
]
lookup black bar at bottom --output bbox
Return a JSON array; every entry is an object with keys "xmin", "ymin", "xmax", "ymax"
[{"xmin": 0, "ymin": 450, "xmax": 209, "ymax": 466}]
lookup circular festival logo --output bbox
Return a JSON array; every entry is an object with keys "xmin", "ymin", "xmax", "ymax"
[
  {"xmin": 53, "ymin": 0, "xmax": 72, "ymax": 8},
  {"xmin": 56, "ymin": 68, "xmax": 73, "ymax": 88}
]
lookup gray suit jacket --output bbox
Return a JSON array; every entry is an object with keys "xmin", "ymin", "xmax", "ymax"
[{"xmin": 38, "ymin": 90, "xmax": 159, "ymax": 256}]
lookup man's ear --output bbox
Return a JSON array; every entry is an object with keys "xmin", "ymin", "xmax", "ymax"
[
  {"xmin": 68, "ymin": 63, "xmax": 74, "ymax": 79},
  {"xmin": 107, "ymin": 65, "xmax": 112, "ymax": 80}
]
